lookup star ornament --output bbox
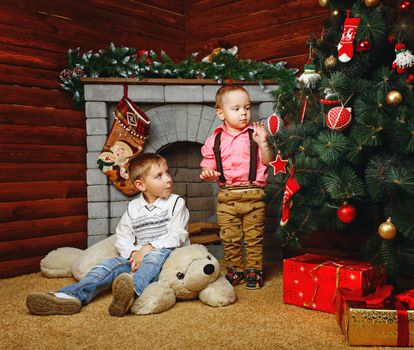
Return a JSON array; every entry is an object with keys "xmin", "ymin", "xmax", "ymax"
[{"xmin": 270, "ymin": 152, "xmax": 288, "ymax": 175}]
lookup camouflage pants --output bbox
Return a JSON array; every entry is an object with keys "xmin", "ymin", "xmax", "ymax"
[{"xmin": 217, "ymin": 187, "xmax": 266, "ymax": 271}]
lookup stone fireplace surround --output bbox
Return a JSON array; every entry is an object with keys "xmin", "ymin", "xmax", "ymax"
[{"xmin": 84, "ymin": 79, "xmax": 278, "ymax": 258}]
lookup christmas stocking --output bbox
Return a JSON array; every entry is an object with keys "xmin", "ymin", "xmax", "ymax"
[
  {"xmin": 280, "ymin": 168, "xmax": 301, "ymax": 227},
  {"xmin": 337, "ymin": 13, "xmax": 360, "ymax": 63},
  {"xmin": 97, "ymin": 85, "xmax": 150, "ymax": 196}
]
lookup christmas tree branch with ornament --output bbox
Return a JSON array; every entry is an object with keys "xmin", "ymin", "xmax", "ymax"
[
  {"xmin": 59, "ymin": 43, "xmax": 297, "ymax": 107},
  {"xmin": 266, "ymin": 0, "xmax": 414, "ymax": 282}
]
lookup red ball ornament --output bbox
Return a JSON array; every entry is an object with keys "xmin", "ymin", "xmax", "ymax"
[
  {"xmin": 337, "ymin": 202, "xmax": 357, "ymax": 223},
  {"xmin": 266, "ymin": 113, "xmax": 283, "ymax": 136},
  {"xmin": 407, "ymin": 74, "xmax": 414, "ymax": 84},
  {"xmin": 400, "ymin": 1, "xmax": 411, "ymax": 12},
  {"xmin": 356, "ymin": 40, "xmax": 371, "ymax": 52},
  {"xmin": 387, "ymin": 33, "xmax": 396, "ymax": 45},
  {"xmin": 138, "ymin": 49, "xmax": 152, "ymax": 64},
  {"xmin": 326, "ymin": 106, "xmax": 352, "ymax": 131}
]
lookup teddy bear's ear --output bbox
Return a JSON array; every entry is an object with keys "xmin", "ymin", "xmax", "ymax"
[{"xmin": 131, "ymin": 281, "xmax": 176, "ymax": 315}]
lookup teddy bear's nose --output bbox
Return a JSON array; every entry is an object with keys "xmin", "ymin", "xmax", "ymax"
[{"xmin": 203, "ymin": 264, "xmax": 215, "ymax": 275}]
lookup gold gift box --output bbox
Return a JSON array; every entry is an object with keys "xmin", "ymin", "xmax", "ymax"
[{"xmin": 338, "ymin": 298, "xmax": 414, "ymax": 346}]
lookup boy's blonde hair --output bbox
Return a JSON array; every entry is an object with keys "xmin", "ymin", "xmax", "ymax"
[
  {"xmin": 129, "ymin": 153, "xmax": 167, "ymax": 183},
  {"xmin": 215, "ymin": 85, "xmax": 249, "ymax": 109}
]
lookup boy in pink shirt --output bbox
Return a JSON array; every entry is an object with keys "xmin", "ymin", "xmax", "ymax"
[{"xmin": 200, "ymin": 85, "xmax": 273, "ymax": 289}]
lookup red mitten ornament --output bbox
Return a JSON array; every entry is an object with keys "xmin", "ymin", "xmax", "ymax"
[
  {"xmin": 326, "ymin": 106, "xmax": 352, "ymax": 131},
  {"xmin": 280, "ymin": 167, "xmax": 301, "ymax": 227},
  {"xmin": 337, "ymin": 14, "xmax": 361, "ymax": 63},
  {"xmin": 97, "ymin": 85, "xmax": 150, "ymax": 196}
]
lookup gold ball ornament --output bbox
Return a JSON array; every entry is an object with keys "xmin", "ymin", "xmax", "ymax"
[
  {"xmin": 378, "ymin": 217, "xmax": 397, "ymax": 240},
  {"xmin": 386, "ymin": 91, "xmax": 403, "ymax": 105},
  {"xmin": 324, "ymin": 55, "xmax": 337, "ymax": 69},
  {"xmin": 319, "ymin": 0, "xmax": 329, "ymax": 7},
  {"xmin": 364, "ymin": 0, "xmax": 380, "ymax": 7}
]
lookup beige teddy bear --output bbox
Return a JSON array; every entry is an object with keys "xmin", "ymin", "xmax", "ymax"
[
  {"xmin": 40, "ymin": 238, "xmax": 236, "ymax": 313},
  {"xmin": 131, "ymin": 244, "xmax": 236, "ymax": 314}
]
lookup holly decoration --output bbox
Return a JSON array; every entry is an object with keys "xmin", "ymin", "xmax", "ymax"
[
  {"xmin": 337, "ymin": 202, "xmax": 357, "ymax": 223},
  {"xmin": 266, "ymin": 113, "xmax": 283, "ymax": 136},
  {"xmin": 326, "ymin": 106, "xmax": 352, "ymax": 131},
  {"xmin": 378, "ymin": 217, "xmax": 397, "ymax": 240},
  {"xmin": 270, "ymin": 151, "xmax": 289, "ymax": 175}
]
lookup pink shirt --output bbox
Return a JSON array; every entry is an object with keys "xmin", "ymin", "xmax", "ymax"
[{"xmin": 200, "ymin": 124, "xmax": 268, "ymax": 188}]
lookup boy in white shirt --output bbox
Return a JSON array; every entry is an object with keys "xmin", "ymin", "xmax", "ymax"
[{"xmin": 26, "ymin": 153, "xmax": 190, "ymax": 317}]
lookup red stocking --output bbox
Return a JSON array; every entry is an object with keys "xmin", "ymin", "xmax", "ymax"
[
  {"xmin": 337, "ymin": 12, "xmax": 360, "ymax": 63},
  {"xmin": 280, "ymin": 167, "xmax": 301, "ymax": 227}
]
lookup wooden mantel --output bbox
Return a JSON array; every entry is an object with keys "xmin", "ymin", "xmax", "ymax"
[{"xmin": 80, "ymin": 78, "xmax": 277, "ymax": 85}]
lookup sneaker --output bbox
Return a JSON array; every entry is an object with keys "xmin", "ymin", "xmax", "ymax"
[
  {"xmin": 225, "ymin": 268, "xmax": 245, "ymax": 286},
  {"xmin": 108, "ymin": 273, "xmax": 135, "ymax": 317},
  {"xmin": 245, "ymin": 268, "xmax": 263, "ymax": 289},
  {"xmin": 26, "ymin": 292, "xmax": 81, "ymax": 316}
]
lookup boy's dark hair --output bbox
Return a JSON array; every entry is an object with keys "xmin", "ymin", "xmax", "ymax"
[
  {"xmin": 128, "ymin": 153, "xmax": 167, "ymax": 183},
  {"xmin": 215, "ymin": 85, "xmax": 249, "ymax": 109}
]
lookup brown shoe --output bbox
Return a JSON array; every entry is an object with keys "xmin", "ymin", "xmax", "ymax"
[
  {"xmin": 26, "ymin": 293, "xmax": 81, "ymax": 316},
  {"xmin": 108, "ymin": 273, "xmax": 135, "ymax": 317}
]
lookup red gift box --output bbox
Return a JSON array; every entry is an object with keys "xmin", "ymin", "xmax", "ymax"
[
  {"xmin": 283, "ymin": 254, "xmax": 385, "ymax": 313},
  {"xmin": 336, "ymin": 285, "xmax": 414, "ymax": 346}
]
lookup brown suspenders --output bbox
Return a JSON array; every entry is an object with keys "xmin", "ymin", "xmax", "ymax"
[{"xmin": 213, "ymin": 129, "xmax": 258, "ymax": 184}]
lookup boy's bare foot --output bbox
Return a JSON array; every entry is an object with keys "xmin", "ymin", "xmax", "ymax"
[
  {"xmin": 26, "ymin": 293, "xmax": 81, "ymax": 316},
  {"xmin": 108, "ymin": 273, "xmax": 135, "ymax": 317}
]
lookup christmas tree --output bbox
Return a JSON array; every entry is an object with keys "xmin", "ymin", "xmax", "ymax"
[{"xmin": 268, "ymin": 0, "xmax": 414, "ymax": 282}]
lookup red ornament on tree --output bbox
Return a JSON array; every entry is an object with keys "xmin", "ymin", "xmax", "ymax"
[
  {"xmin": 326, "ymin": 106, "xmax": 352, "ymax": 131},
  {"xmin": 270, "ymin": 151, "xmax": 289, "ymax": 175},
  {"xmin": 407, "ymin": 74, "xmax": 414, "ymax": 85},
  {"xmin": 400, "ymin": 1, "xmax": 411, "ymax": 12},
  {"xmin": 337, "ymin": 202, "xmax": 357, "ymax": 223},
  {"xmin": 266, "ymin": 113, "xmax": 283, "ymax": 136},
  {"xmin": 356, "ymin": 40, "xmax": 371, "ymax": 52}
]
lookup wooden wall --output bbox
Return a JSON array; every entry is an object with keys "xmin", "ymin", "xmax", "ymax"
[
  {"xmin": 1, "ymin": 0, "xmax": 324, "ymax": 278},
  {"xmin": 184, "ymin": 0, "xmax": 327, "ymax": 68},
  {"xmin": 0, "ymin": 0, "xmax": 185, "ymax": 278}
]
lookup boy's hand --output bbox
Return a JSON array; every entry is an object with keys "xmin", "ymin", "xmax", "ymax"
[
  {"xmin": 129, "ymin": 244, "xmax": 154, "ymax": 272},
  {"xmin": 200, "ymin": 168, "xmax": 221, "ymax": 182},
  {"xmin": 252, "ymin": 121, "xmax": 268, "ymax": 146}
]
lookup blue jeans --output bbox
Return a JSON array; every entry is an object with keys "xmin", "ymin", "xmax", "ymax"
[{"xmin": 58, "ymin": 248, "xmax": 172, "ymax": 305}]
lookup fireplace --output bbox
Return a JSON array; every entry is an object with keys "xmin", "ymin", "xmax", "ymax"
[{"xmin": 84, "ymin": 79, "xmax": 279, "ymax": 260}]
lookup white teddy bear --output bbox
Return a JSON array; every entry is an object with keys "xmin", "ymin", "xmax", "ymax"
[{"xmin": 40, "ymin": 237, "xmax": 236, "ymax": 313}]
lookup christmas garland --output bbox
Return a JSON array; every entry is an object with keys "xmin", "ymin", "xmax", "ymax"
[{"xmin": 59, "ymin": 43, "xmax": 297, "ymax": 107}]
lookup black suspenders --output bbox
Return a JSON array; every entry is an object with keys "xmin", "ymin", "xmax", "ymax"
[{"xmin": 213, "ymin": 129, "xmax": 258, "ymax": 184}]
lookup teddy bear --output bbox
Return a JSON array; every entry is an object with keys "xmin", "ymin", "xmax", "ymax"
[
  {"xmin": 131, "ymin": 244, "xmax": 236, "ymax": 314},
  {"xmin": 40, "ymin": 237, "xmax": 236, "ymax": 313}
]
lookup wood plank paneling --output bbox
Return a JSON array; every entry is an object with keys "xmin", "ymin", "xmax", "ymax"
[
  {"xmin": 184, "ymin": 0, "xmax": 326, "ymax": 68},
  {"xmin": 0, "ymin": 164, "xmax": 86, "ymax": 182},
  {"xmin": 0, "ymin": 215, "xmax": 87, "ymax": 242},
  {"xmin": 0, "ymin": 105, "xmax": 85, "ymax": 128},
  {"xmin": 0, "ymin": 232, "xmax": 87, "ymax": 261},
  {"xmin": 0, "ymin": 145, "xmax": 86, "ymax": 163},
  {"xmin": 0, "ymin": 181, "xmax": 86, "ymax": 202}
]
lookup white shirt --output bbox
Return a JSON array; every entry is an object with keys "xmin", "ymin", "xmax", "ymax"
[{"xmin": 115, "ymin": 193, "xmax": 190, "ymax": 259}]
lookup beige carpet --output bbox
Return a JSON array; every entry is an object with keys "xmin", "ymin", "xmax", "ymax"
[{"xmin": 0, "ymin": 263, "xmax": 410, "ymax": 350}]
